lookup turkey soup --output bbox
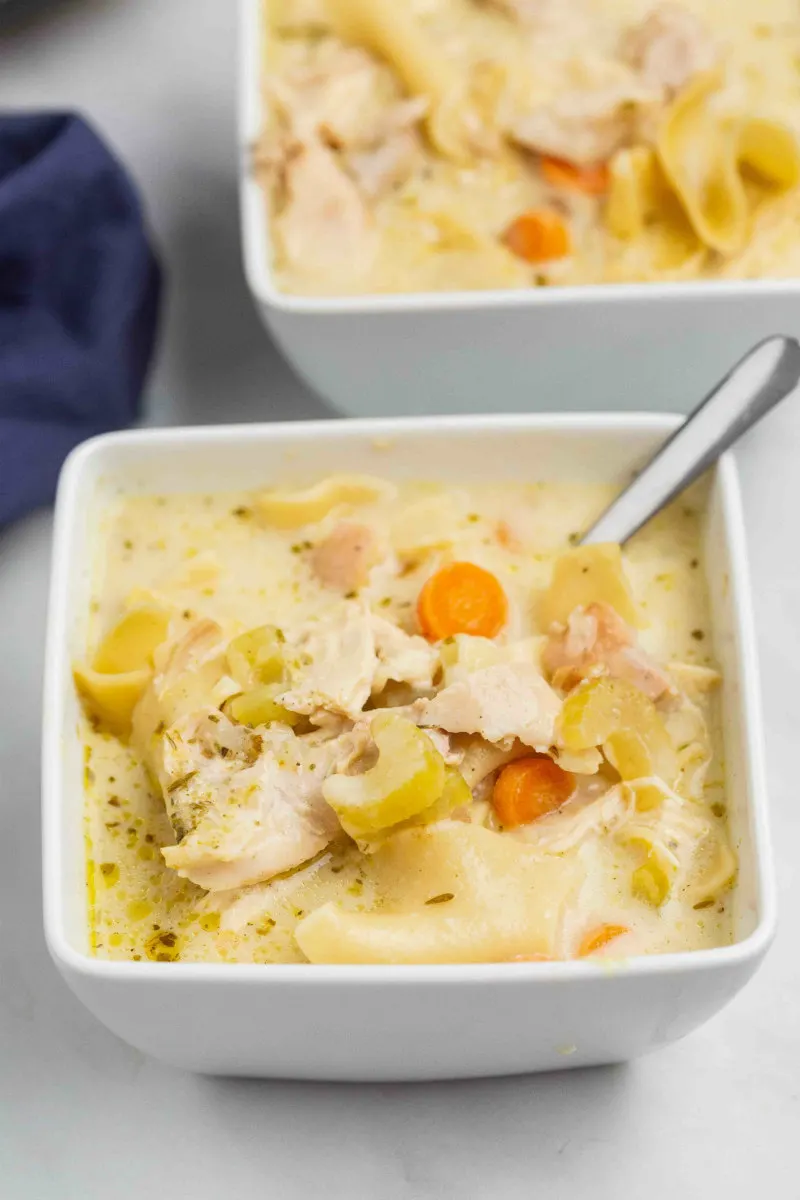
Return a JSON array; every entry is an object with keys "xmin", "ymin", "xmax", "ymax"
[
  {"xmin": 259, "ymin": 0, "xmax": 800, "ymax": 294},
  {"xmin": 75, "ymin": 475, "xmax": 734, "ymax": 965}
]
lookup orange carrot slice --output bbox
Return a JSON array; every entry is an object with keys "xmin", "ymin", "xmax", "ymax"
[
  {"xmin": 492, "ymin": 756, "xmax": 574, "ymax": 828},
  {"xmin": 541, "ymin": 156, "xmax": 610, "ymax": 195},
  {"xmin": 578, "ymin": 924, "xmax": 629, "ymax": 957},
  {"xmin": 502, "ymin": 209, "xmax": 571, "ymax": 263},
  {"xmin": 417, "ymin": 562, "xmax": 508, "ymax": 641}
]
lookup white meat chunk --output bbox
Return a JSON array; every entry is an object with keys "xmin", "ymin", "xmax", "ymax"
[
  {"xmin": 414, "ymin": 662, "xmax": 561, "ymax": 750},
  {"xmin": 275, "ymin": 138, "xmax": 376, "ymax": 279},
  {"xmin": 268, "ymin": 44, "xmax": 415, "ymax": 151},
  {"xmin": 157, "ymin": 714, "xmax": 343, "ymax": 891},
  {"xmin": 371, "ymin": 614, "xmax": 438, "ymax": 694},
  {"xmin": 542, "ymin": 602, "xmax": 677, "ymax": 704},
  {"xmin": 279, "ymin": 602, "xmax": 377, "ymax": 720},
  {"xmin": 512, "ymin": 78, "xmax": 658, "ymax": 164},
  {"xmin": 131, "ymin": 619, "xmax": 239, "ymax": 750},
  {"xmin": 346, "ymin": 126, "xmax": 422, "ymax": 199},
  {"xmin": 267, "ymin": 44, "xmax": 425, "ymax": 200},
  {"xmin": 621, "ymin": 4, "xmax": 717, "ymax": 98},
  {"xmin": 459, "ymin": 737, "xmax": 528, "ymax": 787},
  {"xmin": 311, "ymin": 521, "xmax": 380, "ymax": 593}
]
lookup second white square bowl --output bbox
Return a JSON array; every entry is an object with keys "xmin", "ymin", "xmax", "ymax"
[
  {"xmin": 43, "ymin": 415, "xmax": 775, "ymax": 1079},
  {"xmin": 238, "ymin": 0, "xmax": 800, "ymax": 419}
]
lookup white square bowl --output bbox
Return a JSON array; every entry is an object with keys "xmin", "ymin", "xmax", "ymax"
[
  {"xmin": 239, "ymin": 0, "xmax": 800, "ymax": 419},
  {"xmin": 43, "ymin": 415, "xmax": 776, "ymax": 1081}
]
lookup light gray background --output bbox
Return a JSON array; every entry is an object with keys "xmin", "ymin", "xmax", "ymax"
[{"xmin": 1, "ymin": 2, "xmax": 798, "ymax": 1196}]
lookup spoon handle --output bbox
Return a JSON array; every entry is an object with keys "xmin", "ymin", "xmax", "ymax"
[{"xmin": 581, "ymin": 335, "xmax": 800, "ymax": 546}]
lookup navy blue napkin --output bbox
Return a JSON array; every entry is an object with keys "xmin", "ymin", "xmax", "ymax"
[{"xmin": 0, "ymin": 113, "xmax": 162, "ymax": 525}]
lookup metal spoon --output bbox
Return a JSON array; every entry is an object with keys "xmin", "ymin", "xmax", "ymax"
[{"xmin": 581, "ymin": 335, "xmax": 800, "ymax": 546}]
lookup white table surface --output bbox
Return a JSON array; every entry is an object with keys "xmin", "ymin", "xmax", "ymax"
[{"xmin": 2, "ymin": 2, "xmax": 799, "ymax": 1196}]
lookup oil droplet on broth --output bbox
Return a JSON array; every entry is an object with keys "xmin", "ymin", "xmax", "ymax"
[
  {"xmin": 127, "ymin": 899, "xmax": 153, "ymax": 922},
  {"xmin": 145, "ymin": 929, "xmax": 180, "ymax": 962},
  {"xmin": 98, "ymin": 862, "xmax": 120, "ymax": 888}
]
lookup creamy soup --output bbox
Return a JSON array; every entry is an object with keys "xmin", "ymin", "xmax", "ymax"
[
  {"xmin": 258, "ymin": 0, "xmax": 800, "ymax": 294},
  {"xmin": 76, "ymin": 476, "xmax": 734, "ymax": 965}
]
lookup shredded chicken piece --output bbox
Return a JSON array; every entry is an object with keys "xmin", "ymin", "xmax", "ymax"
[
  {"xmin": 274, "ymin": 138, "xmax": 376, "ymax": 278},
  {"xmin": 459, "ymin": 737, "xmax": 529, "ymax": 787},
  {"xmin": 155, "ymin": 714, "xmax": 344, "ymax": 891},
  {"xmin": 347, "ymin": 127, "xmax": 421, "ymax": 199},
  {"xmin": 280, "ymin": 601, "xmax": 377, "ymax": 720},
  {"xmin": 521, "ymin": 783, "xmax": 635, "ymax": 854},
  {"xmin": 542, "ymin": 602, "xmax": 677, "ymax": 704},
  {"xmin": 419, "ymin": 726, "xmax": 465, "ymax": 768},
  {"xmin": 512, "ymin": 78, "xmax": 659, "ymax": 164},
  {"xmin": 132, "ymin": 619, "xmax": 236, "ymax": 747},
  {"xmin": 371, "ymin": 614, "xmax": 438, "ymax": 694},
  {"xmin": 414, "ymin": 663, "xmax": 561, "ymax": 750},
  {"xmin": 621, "ymin": 3, "xmax": 717, "ymax": 98},
  {"xmin": 153, "ymin": 618, "xmax": 224, "ymax": 683},
  {"xmin": 311, "ymin": 521, "xmax": 380, "ymax": 592},
  {"xmin": 266, "ymin": 46, "xmax": 425, "ymax": 201},
  {"xmin": 268, "ymin": 44, "xmax": 399, "ymax": 150}
]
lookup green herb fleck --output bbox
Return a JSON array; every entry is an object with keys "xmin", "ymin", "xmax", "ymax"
[
  {"xmin": 167, "ymin": 770, "xmax": 198, "ymax": 793},
  {"xmin": 145, "ymin": 929, "xmax": 180, "ymax": 962}
]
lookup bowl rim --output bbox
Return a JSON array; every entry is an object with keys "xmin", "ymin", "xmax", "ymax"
[
  {"xmin": 42, "ymin": 413, "xmax": 777, "ymax": 985},
  {"xmin": 237, "ymin": 0, "xmax": 800, "ymax": 316}
]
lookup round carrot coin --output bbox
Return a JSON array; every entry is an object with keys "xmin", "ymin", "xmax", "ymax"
[
  {"xmin": 502, "ymin": 209, "xmax": 571, "ymax": 263},
  {"xmin": 416, "ymin": 561, "xmax": 508, "ymax": 641},
  {"xmin": 492, "ymin": 756, "xmax": 574, "ymax": 828}
]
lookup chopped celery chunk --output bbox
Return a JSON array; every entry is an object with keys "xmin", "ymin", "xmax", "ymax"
[
  {"xmin": 226, "ymin": 625, "xmax": 285, "ymax": 689},
  {"xmin": 560, "ymin": 677, "xmax": 677, "ymax": 794},
  {"xmin": 226, "ymin": 683, "xmax": 301, "ymax": 727},
  {"xmin": 323, "ymin": 714, "xmax": 446, "ymax": 837}
]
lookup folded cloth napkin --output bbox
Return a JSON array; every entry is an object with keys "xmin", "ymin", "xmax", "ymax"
[{"xmin": 0, "ymin": 112, "xmax": 162, "ymax": 525}]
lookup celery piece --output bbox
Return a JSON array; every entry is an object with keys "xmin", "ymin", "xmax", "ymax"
[
  {"xmin": 226, "ymin": 625, "xmax": 285, "ymax": 689},
  {"xmin": 226, "ymin": 683, "xmax": 301, "ymax": 727},
  {"xmin": 323, "ymin": 714, "xmax": 446, "ymax": 837}
]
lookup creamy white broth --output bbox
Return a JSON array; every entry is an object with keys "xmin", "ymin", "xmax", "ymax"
[
  {"xmin": 80, "ymin": 479, "xmax": 732, "ymax": 965},
  {"xmin": 260, "ymin": 0, "xmax": 800, "ymax": 295}
]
